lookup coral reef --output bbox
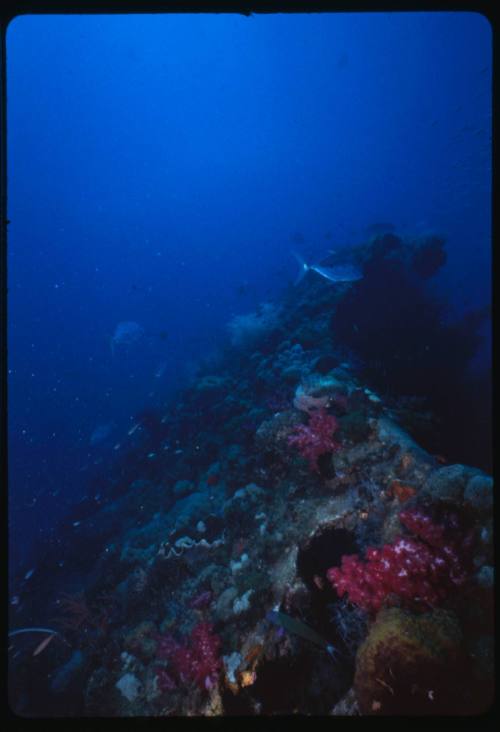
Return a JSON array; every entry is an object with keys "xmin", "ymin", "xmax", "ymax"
[{"xmin": 9, "ymin": 232, "xmax": 492, "ymax": 718}]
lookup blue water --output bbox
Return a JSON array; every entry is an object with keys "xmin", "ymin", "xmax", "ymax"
[{"xmin": 7, "ymin": 12, "xmax": 491, "ymax": 576}]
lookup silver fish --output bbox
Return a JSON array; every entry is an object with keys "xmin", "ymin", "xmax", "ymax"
[{"xmin": 293, "ymin": 252, "xmax": 362, "ymax": 285}]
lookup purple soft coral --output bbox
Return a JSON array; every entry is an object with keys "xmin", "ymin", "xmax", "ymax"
[{"xmin": 288, "ymin": 407, "xmax": 340, "ymax": 472}]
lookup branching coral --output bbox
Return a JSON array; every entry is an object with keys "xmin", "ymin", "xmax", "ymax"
[
  {"xmin": 287, "ymin": 408, "xmax": 340, "ymax": 472},
  {"xmin": 327, "ymin": 508, "xmax": 473, "ymax": 614}
]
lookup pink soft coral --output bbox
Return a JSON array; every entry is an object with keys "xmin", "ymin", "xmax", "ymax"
[
  {"xmin": 327, "ymin": 508, "xmax": 473, "ymax": 614},
  {"xmin": 157, "ymin": 622, "xmax": 221, "ymax": 691},
  {"xmin": 288, "ymin": 408, "xmax": 340, "ymax": 472}
]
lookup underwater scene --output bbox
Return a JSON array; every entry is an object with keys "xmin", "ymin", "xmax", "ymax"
[{"xmin": 7, "ymin": 12, "xmax": 493, "ymax": 717}]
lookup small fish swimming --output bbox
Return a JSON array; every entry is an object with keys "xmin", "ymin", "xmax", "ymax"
[
  {"xmin": 266, "ymin": 608, "xmax": 339, "ymax": 660},
  {"xmin": 293, "ymin": 252, "xmax": 363, "ymax": 285}
]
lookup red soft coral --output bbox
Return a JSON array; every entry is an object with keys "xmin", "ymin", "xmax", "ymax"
[
  {"xmin": 157, "ymin": 622, "xmax": 221, "ymax": 691},
  {"xmin": 327, "ymin": 508, "xmax": 473, "ymax": 614},
  {"xmin": 288, "ymin": 408, "xmax": 340, "ymax": 472}
]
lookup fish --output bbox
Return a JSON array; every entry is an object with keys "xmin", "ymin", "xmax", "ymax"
[
  {"xmin": 293, "ymin": 252, "xmax": 363, "ymax": 285},
  {"xmin": 33, "ymin": 634, "xmax": 56, "ymax": 657},
  {"xmin": 266, "ymin": 608, "xmax": 338, "ymax": 660}
]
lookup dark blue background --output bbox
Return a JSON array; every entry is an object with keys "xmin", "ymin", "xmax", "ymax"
[{"xmin": 7, "ymin": 12, "xmax": 492, "ymax": 569}]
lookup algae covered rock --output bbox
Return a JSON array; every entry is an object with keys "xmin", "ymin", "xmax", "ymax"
[
  {"xmin": 255, "ymin": 411, "xmax": 298, "ymax": 458},
  {"xmin": 214, "ymin": 586, "xmax": 239, "ymax": 622},
  {"xmin": 223, "ymin": 483, "xmax": 266, "ymax": 520},
  {"xmin": 339, "ymin": 410, "xmax": 371, "ymax": 444},
  {"xmin": 123, "ymin": 621, "xmax": 158, "ymax": 662},
  {"xmin": 463, "ymin": 472, "xmax": 493, "ymax": 513},
  {"xmin": 422, "ymin": 463, "xmax": 477, "ymax": 504},
  {"xmin": 354, "ymin": 607, "xmax": 465, "ymax": 715},
  {"xmin": 296, "ymin": 373, "xmax": 344, "ymax": 400},
  {"xmin": 173, "ymin": 479, "xmax": 195, "ymax": 498},
  {"xmin": 168, "ymin": 491, "xmax": 213, "ymax": 532}
]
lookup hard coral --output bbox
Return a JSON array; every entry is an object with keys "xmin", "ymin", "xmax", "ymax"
[
  {"xmin": 157, "ymin": 622, "xmax": 221, "ymax": 691},
  {"xmin": 327, "ymin": 508, "xmax": 472, "ymax": 614},
  {"xmin": 287, "ymin": 408, "xmax": 340, "ymax": 472}
]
